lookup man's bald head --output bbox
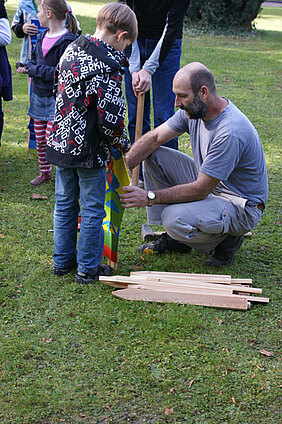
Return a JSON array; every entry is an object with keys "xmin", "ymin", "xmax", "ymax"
[{"xmin": 175, "ymin": 62, "xmax": 217, "ymax": 96}]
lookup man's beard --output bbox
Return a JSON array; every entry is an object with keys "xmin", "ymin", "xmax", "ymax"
[{"xmin": 181, "ymin": 94, "xmax": 207, "ymax": 119}]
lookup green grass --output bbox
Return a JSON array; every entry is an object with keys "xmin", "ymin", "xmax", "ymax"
[{"xmin": 1, "ymin": 2, "xmax": 281, "ymax": 423}]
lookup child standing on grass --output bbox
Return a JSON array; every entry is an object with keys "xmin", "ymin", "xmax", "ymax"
[
  {"xmin": 46, "ymin": 2, "xmax": 138, "ymax": 283},
  {"xmin": 0, "ymin": 0, "xmax": 12, "ymax": 146},
  {"xmin": 18, "ymin": 0, "xmax": 77, "ymax": 185}
]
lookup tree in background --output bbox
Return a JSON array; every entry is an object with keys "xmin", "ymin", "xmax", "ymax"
[{"xmin": 185, "ymin": 0, "xmax": 264, "ymax": 32}]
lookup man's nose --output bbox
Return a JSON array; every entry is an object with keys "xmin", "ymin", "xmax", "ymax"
[{"xmin": 175, "ymin": 97, "xmax": 181, "ymax": 108}]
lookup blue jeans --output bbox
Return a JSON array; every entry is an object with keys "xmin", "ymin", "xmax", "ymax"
[
  {"xmin": 53, "ymin": 166, "xmax": 106, "ymax": 274},
  {"xmin": 124, "ymin": 37, "xmax": 182, "ymax": 178}
]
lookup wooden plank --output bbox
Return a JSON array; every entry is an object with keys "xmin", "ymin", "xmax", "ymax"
[
  {"xmin": 99, "ymin": 277, "xmax": 128, "ymax": 289},
  {"xmin": 100, "ymin": 275, "xmax": 262, "ymax": 294},
  {"xmin": 112, "ymin": 288, "xmax": 251, "ymax": 310},
  {"xmin": 128, "ymin": 275, "xmax": 261, "ymax": 294},
  {"xmin": 131, "ymin": 271, "xmax": 231, "ymax": 283},
  {"xmin": 125, "ymin": 284, "xmax": 233, "ymax": 296},
  {"xmin": 100, "ymin": 276, "xmax": 233, "ymax": 293},
  {"xmin": 247, "ymin": 296, "xmax": 269, "ymax": 303},
  {"xmin": 231, "ymin": 278, "xmax": 253, "ymax": 285},
  {"xmin": 130, "ymin": 274, "xmax": 232, "ymax": 285}
]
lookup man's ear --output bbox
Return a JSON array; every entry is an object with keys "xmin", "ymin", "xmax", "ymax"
[
  {"xmin": 199, "ymin": 85, "xmax": 208, "ymax": 100},
  {"xmin": 116, "ymin": 30, "xmax": 128, "ymax": 42}
]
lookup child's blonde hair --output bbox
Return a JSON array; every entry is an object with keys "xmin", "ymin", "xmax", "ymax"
[
  {"xmin": 97, "ymin": 2, "xmax": 138, "ymax": 44},
  {"xmin": 41, "ymin": 0, "xmax": 78, "ymax": 35}
]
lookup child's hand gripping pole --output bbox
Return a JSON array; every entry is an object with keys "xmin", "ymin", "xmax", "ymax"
[{"xmin": 131, "ymin": 93, "xmax": 145, "ymax": 186}]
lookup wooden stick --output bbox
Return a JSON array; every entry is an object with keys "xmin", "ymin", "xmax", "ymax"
[
  {"xmin": 131, "ymin": 93, "xmax": 145, "ymax": 186},
  {"xmin": 247, "ymin": 296, "xmax": 269, "ymax": 303},
  {"xmin": 130, "ymin": 271, "xmax": 232, "ymax": 284},
  {"xmin": 231, "ymin": 278, "xmax": 253, "ymax": 285},
  {"xmin": 121, "ymin": 283, "xmax": 233, "ymax": 296},
  {"xmin": 100, "ymin": 275, "xmax": 232, "ymax": 291},
  {"xmin": 100, "ymin": 275, "xmax": 262, "ymax": 294},
  {"xmin": 112, "ymin": 288, "xmax": 251, "ymax": 310},
  {"xmin": 107, "ymin": 260, "xmax": 117, "ymax": 269}
]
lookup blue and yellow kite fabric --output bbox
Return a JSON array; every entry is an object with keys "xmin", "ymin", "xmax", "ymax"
[{"xmin": 103, "ymin": 148, "xmax": 130, "ymax": 263}]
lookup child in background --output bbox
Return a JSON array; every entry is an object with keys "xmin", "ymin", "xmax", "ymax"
[
  {"xmin": 18, "ymin": 0, "xmax": 77, "ymax": 185},
  {"xmin": 12, "ymin": 0, "xmax": 80, "ymax": 152},
  {"xmin": 46, "ymin": 2, "xmax": 138, "ymax": 283},
  {"xmin": 11, "ymin": 0, "xmax": 80, "ymax": 67},
  {"xmin": 0, "ymin": 0, "xmax": 13, "ymax": 145}
]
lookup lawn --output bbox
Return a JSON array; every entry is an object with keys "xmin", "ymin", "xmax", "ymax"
[{"xmin": 0, "ymin": 2, "xmax": 281, "ymax": 423}]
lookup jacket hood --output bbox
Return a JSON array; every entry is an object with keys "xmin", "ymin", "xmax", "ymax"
[{"xmin": 60, "ymin": 34, "xmax": 128, "ymax": 84}]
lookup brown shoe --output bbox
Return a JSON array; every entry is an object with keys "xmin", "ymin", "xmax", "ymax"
[{"xmin": 30, "ymin": 173, "xmax": 51, "ymax": 186}]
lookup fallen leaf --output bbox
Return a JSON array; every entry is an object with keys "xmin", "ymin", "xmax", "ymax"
[
  {"xmin": 260, "ymin": 349, "xmax": 273, "ymax": 357},
  {"xmin": 42, "ymin": 337, "xmax": 52, "ymax": 343},
  {"xmin": 189, "ymin": 379, "xmax": 194, "ymax": 387},
  {"xmin": 0, "ymin": 234, "xmax": 4, "ymax": 238},
  {"xmin": 215, "ymin": 316, "xmax": 222, "ymax": 325},
  {"xmin": 31, "ymin": 193, "xmax": 48, "ymax": 200},
  {"xmin": 164, "ymin": 407, "xmax": 173, "ymax": 416},
  {"xmin": 232, "ymin": 396, "xmax": 236, "ymax": 404}
]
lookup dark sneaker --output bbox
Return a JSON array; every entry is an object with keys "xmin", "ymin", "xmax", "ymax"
[
  {"xmin": 204, "ymin": 234, "xmax": 244, "ymax": 267},
  {"xmin": 53, "ymin": 266, "xmax": 71, "ymax": 276},
  {"xmin": 30, "ymin": 173, "xmax": 51, "ymax": 186},
  {"xmin": 137, "ymin": 232, "xmax": 192, "ymax": 254},
  {"xmin": 76, "ymin": 264, "xmax": 112, "ymax": 284},
  {"xmin": 53, "ymin": 262, "xmax": 77, "ymax": 276}
]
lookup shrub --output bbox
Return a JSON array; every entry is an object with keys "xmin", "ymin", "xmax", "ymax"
[{"xmin": 185, "ymin": 0, "xmax": 264, "ymax": 32}]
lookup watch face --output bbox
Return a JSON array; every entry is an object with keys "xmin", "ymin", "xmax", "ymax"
[{"xmin": 148, "ymin": 191, "xmax": 156, "ymax": 200}]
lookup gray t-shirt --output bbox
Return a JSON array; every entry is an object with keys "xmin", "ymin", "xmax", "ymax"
[{"xmin": 167, "ymin": 100, "xmax": 268, "ymax": 205}]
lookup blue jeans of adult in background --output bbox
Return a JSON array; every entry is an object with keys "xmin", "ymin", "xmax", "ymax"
[
  {"xmin": 124, "ymin": 38, "xmax": 182, "ymax": 178},
  {"xmin": 53, "ymin": 166, "xmax": 106, "ymax": 274}
]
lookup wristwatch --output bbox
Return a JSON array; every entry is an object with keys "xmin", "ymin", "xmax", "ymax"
[{"xmin": 147, "ymin": 190, "xmax": 156, "ymax": 207}]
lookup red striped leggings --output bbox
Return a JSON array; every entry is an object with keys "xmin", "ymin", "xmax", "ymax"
[{"xmin": 34, "ymin": 120, "xmax": 52, "ymax": 175}]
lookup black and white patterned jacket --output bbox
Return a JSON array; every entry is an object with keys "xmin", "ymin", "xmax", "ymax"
[{"xmin": 46, "ymin": 35, "xmax": 130, "ymax": 169}]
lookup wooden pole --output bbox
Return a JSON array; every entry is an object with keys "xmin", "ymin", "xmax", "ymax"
[{"xmin": 131, "ymin": 93, "xmax": 145, "ymax": 186}]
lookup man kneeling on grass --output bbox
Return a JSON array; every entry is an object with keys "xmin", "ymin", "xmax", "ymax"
[{"xmin": 120, "ymin": 62, "xmax": 268, "ymax": 267}]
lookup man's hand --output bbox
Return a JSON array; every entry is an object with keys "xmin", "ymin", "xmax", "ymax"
[
  {"xmin": 22, "ymin": 23, "xmax": 38, "ymax": 36},
  {"xmin": 132, "ymin": 69, "xmax": 152, "ymax": 96},
  {"xmin": 121, "ymin": 186, "xmax": 149, "ymax": 208}
]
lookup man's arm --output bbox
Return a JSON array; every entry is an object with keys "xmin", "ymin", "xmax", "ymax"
[
  {"xmin": 125, "ymin": 122, "xmax": 183, "ymax": 169},
  {"xmin": 132, "ymin": 0, "xmax": 189, "ymax": 95},
  {"xmin": 121, "ymin": 171, "xmax": 220, "ymax": 208}
]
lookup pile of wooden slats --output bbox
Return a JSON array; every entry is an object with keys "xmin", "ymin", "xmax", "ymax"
[{"xmin": 99, "ymin": 271, "xmax": 269, "ymax": 311}]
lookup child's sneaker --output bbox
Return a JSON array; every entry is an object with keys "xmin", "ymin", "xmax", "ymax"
[
  {"xmin": 30, "ymin": 173, "xmax": 51, "ymax": 186},
  {"xmin": 53, "ymin": 261, "xmax": 77, "ymax": 276},
  {"xmin": 76, "ymin": 264, "xmax": 112, "ymax": 284}
]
